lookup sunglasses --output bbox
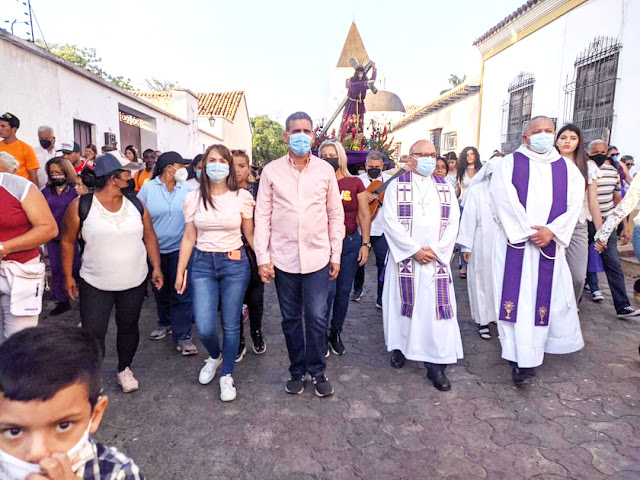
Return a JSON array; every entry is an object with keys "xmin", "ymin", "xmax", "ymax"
[{"xmin": 231, "ymin": 149, "xmax": 247, "ymax": 155}]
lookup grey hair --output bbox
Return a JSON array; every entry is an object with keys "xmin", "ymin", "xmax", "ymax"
[
  {"xmin": 285, "ymin": 112, "xmax": 313, "ymax": 132},
  {"xmin": 0, "ymin": 152, "xmax": 19, "ymax": 173},
  {"xmin": 522, "ymin": 115, "xmax": 554, "ymax": 136},
  {"xmin": 587, "ymin": 139, "xmax": 607, "ymax": 151},
  {"xmin": 365, "ymin": 151, "xmax": 384, "ymax": 165},
  {"xmin": 37, "ymin": 125, "xmax": 54, "ymax": 135}
]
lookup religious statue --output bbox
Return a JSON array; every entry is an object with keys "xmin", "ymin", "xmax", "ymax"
[{"xmin": 340, "ymin": 62, "xmax": 377, "ymax": 140}]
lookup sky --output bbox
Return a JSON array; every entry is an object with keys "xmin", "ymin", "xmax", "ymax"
[{"xmin": 3, "ymin": 0, "xmax": 526, "ymax": 125}]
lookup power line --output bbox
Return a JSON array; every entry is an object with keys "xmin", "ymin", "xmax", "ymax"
[{"xmin": 29, "ymin": 1, "xmax": 49, "ymax": 50}]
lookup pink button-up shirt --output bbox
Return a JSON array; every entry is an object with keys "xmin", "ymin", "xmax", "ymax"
[{"xmin": 254, "ymin": 154, "xmax": 345, "ymax": 274}]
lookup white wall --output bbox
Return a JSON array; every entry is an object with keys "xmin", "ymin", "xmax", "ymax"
[
  {"xmin": 0, "ymin": 33, "xmax": 211, "ymax": 158},
  {"xmin": 478, "ymin": 0, "xmax": 639, "ymax": 158},
  {"xmin": 392, "ymin": 94, "xmax": 480, "ymax": 158}
]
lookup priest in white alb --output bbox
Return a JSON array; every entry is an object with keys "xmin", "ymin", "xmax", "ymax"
[
  {"xmin": 382, "ymin": 140, "xmax": 463, "ymax": 392},
  {"xmin": 490, "ymin": 116, "xmax": 585, "ymax": 386},
  {"xmin": 457, "ymin": 159, "xmax": 499, "ymax": 340}
]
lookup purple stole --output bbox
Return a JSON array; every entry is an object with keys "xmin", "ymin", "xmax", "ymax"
[
  {"xmin": 498, "ymin": 152, "xmax": 568, "ymax": 326},
  {"xmin": 396, "ymin": 171, "xmax": 454, "ymax": 319}
]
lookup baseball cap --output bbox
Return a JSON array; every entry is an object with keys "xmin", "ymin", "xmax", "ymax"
[
  {"xmin": 94, "ymin": 151, "xmax": 143, "ymax": 177},
  {"xmin": 57, "ymin": 141, "xmax": 81, "ymax": 154},
  {"xmin": 0, "ymin": 112, "xmax": 20, "ymax": 129},
  {"xmin": 156, "ymin": 151, "xmax": 189, "ymax": 172}
]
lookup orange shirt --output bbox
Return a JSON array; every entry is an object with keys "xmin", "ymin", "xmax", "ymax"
[
  {"xmin": 0, "ymin": 139, "xmax": 39, "ymax": 181},
  {"xmin": 134, "ymin": 168, "xmax": 153, "ymax": 192}
]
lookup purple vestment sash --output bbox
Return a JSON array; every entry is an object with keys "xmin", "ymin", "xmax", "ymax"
[
  {"xmin": 396, "ymin": 172, "xmax": 453, "ymax": 319},
  {"xmin": 498, "ymin": 152, "xmax": 567, "ymax": 326}
]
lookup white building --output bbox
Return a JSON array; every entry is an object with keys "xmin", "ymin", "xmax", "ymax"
[
  {"xmin": 475, "ymin": 0, "xmax": 640, "ymax": 157},
  {"xmin": 390, "ymin": 80, "xmax": 481, "ymax": 158},
  {"xmin": 0, "ymin": 29, "xmax": 251, "ymax": 159}
]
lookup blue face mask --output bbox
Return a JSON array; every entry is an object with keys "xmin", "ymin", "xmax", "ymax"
[
  {"xmin": 289, "ymin": 132, "xmax": 312, "ymax": 157},
  {"xmin": 196, "ymin": 170, "xmax": 201, "ymax": 179},
  {"xmin": 528, "ymin": 132, "xmax": 555, "ymax": 154},
  {"xmin": 610, "ymin": 154, "xmax": 619, "ymax": 163},
  {"xmin": 205, "ymin": 163, "xmax": 229, "ymax": 184},
  {"xmin": 416, "ymin": 157, "xmax": 436, "ymax": 177}
]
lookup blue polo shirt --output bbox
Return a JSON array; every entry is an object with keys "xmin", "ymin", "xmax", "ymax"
[{"xmin": 138, "ymin": 177, "xmax": 194, "ymax": 254}]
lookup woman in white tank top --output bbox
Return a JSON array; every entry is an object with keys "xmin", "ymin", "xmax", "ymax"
[{"xmin": 61, "ymin": 151, "xmax": 163, "ymax": 393}]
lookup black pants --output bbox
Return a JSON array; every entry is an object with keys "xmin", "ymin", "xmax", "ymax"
[
  {"xmin": 79, "ymin": 278, "xmax": 147, "ymax": 372},
  {"xmin": 240, "ymin": 281, "xmax": 264, "ymax": 341}
]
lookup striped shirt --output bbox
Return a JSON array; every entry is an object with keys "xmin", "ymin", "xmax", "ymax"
[{"xmin": 596, "ymin": 164, "xmax": 621, "ymax": 218}]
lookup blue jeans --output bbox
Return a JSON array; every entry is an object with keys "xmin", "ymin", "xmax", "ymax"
[
  {"xmin": 327, "ymin": 232, "xmax": 361, "ymax": 333},
  {"xmin": 274, "ymin": 264, "xmax": 330, "ymax": 377},
  {"xmin": 585, "ymin": 230, "xmax": 630, "ymax": 312},
  {"xmin": 191, "ymin": 248, "xmax": 250, "ymax": 375},
  {"xmin": 632, "ymin": 223, "xmax": 640, "ymax": 262},
  {"xmin": 153, "ymin": 250, "xmax": 193, "ymax": 343},
  {"xmin": 353, "ymin": 234, "xmax": 388, "ymax": 304}
]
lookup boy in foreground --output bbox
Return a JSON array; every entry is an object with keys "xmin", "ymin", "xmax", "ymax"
[{"xmin": 0, "ymin": 326, "xmax": 144, "ymax": 479}]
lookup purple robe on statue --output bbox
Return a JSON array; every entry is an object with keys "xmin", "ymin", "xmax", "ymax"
[{"xmin": 340, "ymin": 69, "xmax": 377, "ymax": 139}]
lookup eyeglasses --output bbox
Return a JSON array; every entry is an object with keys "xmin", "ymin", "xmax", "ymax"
[{"xmin": 411, "ymin": 152, "xmax": 438, "ymax": 159}]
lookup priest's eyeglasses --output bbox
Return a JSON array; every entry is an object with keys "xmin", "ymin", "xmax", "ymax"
[{"xmin": 411, "ymin": 152, "xmax": 438, "ymax": 159}]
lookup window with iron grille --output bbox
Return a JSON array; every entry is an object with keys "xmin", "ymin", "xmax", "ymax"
[
  {"xmin": 563, "ymin": 37, "xmax": 622, "ymax": 145},
  {"xmin": 430, "ymin": 128, "xmax": 442, "ymax": 155},
  {"xmin": 443, "ymin": 132, "xmax": 457, "ymax": 151},
  {"xmin": 501, "ymin": 72, "xmax": 535, "ymax": 154}
]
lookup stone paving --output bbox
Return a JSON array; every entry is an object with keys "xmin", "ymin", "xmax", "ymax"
[{"xmin": 44, "ymin": 258, "xmax": 640, "ymax": 480}]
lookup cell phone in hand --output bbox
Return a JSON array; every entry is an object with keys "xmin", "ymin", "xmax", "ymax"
[{"xmin": 180, "ymin": 270, "xmax": 188, "ymax": 294}]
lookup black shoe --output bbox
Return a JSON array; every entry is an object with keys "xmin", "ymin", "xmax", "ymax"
[
  {"xmin": 49, "ymin": 301, "xmax": 71, "ymax": 316},
  {"xmin": 328, "ymin": 331, "xmax": 345, "ymax": 355},
  {"xmin": 251, "ymin": 329, "xmax": 266, "ymax": 355},
  {"xmin": 235, "ymin": 337, "xmax": 246, "ymax": 363},
  {"xmin": 426, "ymin": 365, "xmax": 451, "ymax": 391},
  {"xmin": 285, "ymin": 374, "xmax": 305, "ymax": 394},
  {"xmin": 616, "ymin": 306, "xmax": 640, "ymax": 318},
  {"xmin": 390, "ymin": 349, "xmax": 405, "ymax": 369},
  {"xmin": 312, "ymin": 375, "xmax": 334, "ymax": 397},
  {"xmin": 510, "ymin": 362, "xmax": 534, "ymax": 386}
]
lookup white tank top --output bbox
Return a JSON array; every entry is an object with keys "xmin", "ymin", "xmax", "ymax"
[{"xmin": 79, "ymin": 195, "xmax": 148, "ymax": 291}]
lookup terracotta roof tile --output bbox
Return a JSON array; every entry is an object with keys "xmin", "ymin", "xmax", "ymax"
[
  {"xmin": 405, "ymin": 105, "xmax": 421, "ymax": 116},
  {"xmin": 473, "ymin": 0, "xmax": 540, "ymax": 46},
  {"xmin": 131, "ymin": 90, "xmax": 174, "ymax": 100},
  {"xmin": 198, "ymin": 91, "xmax": 244, "ymax": 120}
]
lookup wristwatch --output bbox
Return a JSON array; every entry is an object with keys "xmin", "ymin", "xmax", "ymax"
[{"xmin": 362, "ymin": 242, "xmax": 372, "ymax": 249}]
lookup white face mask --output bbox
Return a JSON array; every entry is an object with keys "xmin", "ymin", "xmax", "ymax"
[
  {"xmin": 173, "ymin": 166, "xmax": 188, "ymax": 184},
  {"xmin": 0, "ymin": 422, "xmax": 92, "ymax": 480}
]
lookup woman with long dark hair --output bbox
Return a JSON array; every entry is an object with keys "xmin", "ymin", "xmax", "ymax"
[
  {"xmin": 556, "ymin": 124, "xmax": 603, "ymax": 302},
  {"xmin": 175, "ymin": 144, "xmax": 254, "ymax": 402},
  {"xmin": 455, "ymin": 146, "xmax": 481, "ymax": 202}
]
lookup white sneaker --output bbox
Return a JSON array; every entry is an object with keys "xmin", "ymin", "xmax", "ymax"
[
  {"xmin": 592, "ymin": 290, "xmax": 604, "ymax": 302},
  {"xmin": 199, "ymin": 356, "xmax": 222, "ymax": 385},
  {"xmin": 117, "ymin": 367, "xmax": 139, "ymax": 393},
  {"xmin": 220, "ymin": 374, "xmax": 237, "ymax": 402}
]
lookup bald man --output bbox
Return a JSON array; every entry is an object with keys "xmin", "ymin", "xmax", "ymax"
[
  {"xmin": 382, "ymin": 139, "xmax": 462, "ymax": 391},
  {"xmin": 490, "ymin": 116, "xmax": 585, "ymax": 386}
]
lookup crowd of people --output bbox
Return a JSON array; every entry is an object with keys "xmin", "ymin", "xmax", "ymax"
[{"xmin": 0, "ymin": 109, "xmax": 639, "ymax": 478}]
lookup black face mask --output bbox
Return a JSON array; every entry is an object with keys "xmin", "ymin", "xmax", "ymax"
[
  {"xmin": 590, "ymin": 154, "xmax": 608, "ymax": 167},
  {"xmin": 49, "ymin": 176, "xmax": 66, "ymax": 186},
  {"xmin": 119, "ymin": 178, "xmax": 136, "ymax": 195},
  {"xmin": 39, "ymin": 139, "xmax": 52, "ymax": 149},
  {"xmin": 367, "ymin": 167, "xmax": 381, "ymax": 179},
  {"xmin": 325, "ymin": 158, "xmax": 339, "ymax": 172}
]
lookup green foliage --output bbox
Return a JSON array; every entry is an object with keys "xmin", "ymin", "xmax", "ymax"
[
  {"xmin": 448, "ymin": 73, "xmax": 467, "ymax": 88},
  {"xmin": 36, "ymin": 40, "xmax": 133, "ymax": 91},
  {"xmin": 251, "ymin": 116, "xmax": 288, "ymax": 167},
  {"xmin": 145, "ymin": 78, "xmax": 179, "ymax": 91}
]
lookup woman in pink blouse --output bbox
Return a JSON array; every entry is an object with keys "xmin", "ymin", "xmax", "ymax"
[{"xmin": 175, "ymin": 145, "xmax": 254, "ymax": 402}]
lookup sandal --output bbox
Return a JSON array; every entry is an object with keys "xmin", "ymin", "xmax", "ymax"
[{"xmin": 478, "ymin": 325, "xmax": 491, "ymax": 340}]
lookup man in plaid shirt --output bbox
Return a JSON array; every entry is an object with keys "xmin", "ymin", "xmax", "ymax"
[{"xmin": 0, "ymin": 326, "xmax": 144, "ymax": 480}]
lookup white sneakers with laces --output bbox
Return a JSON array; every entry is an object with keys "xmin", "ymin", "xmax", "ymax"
[
  {"xmin": 219, "ymin": 374, "xmax": 237, "ymax": 402},
  {"xmin": 199, "ymin": 356, "xmax": 222, "ymax": 385}
]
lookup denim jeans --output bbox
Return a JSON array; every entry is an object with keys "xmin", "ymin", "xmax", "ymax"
[
  {"xmin": 152, "ymin": 250, "xmax": 193, "ymax": 343},
  {"xmin": 191, "ymin": 248, "xmax": 250, "ymax": 376},
  {"xmin": 353, "ymin": 234, "xmax": 388, "ymax": 304},
  {"xmin": 274, "ymin": 264, "xmax": 330, "ymax": 377},
  {"xmin": 328, "ymin": 232, "xmax": 361, "ymax": 333},
  {"xmin": 632, "ymin": 223, "xmax": 640, "ymax": 262},
  {"xmin": 585, "ymin": 230, "xmax": 630, "ymax": 312}
]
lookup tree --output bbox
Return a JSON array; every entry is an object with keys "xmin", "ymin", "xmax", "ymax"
[
  {"xmin": 251, "ymin": 115, "xmax": 288, "ymax": 167},
  {"xmin": 36, "ymin": 41, "xmax": 134, "ymax": 90},
  {"xmin": 439, "ymin": 74, "xmax": 468, "ymax": 95},
  {"xmin": 145, "ymin": 78, "xmax": 179, "ymax": 91}
]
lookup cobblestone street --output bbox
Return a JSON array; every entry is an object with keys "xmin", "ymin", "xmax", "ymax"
[{"xmin": 43, "ymin": 258, "xmax": 640, "ymax": 480}]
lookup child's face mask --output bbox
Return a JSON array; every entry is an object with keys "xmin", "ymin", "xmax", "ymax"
[{"xmin": 0, "ymin": 421, "xmax": 92, "ymax": 479}]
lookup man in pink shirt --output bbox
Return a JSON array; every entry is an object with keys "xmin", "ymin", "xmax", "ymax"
[{"xmin": 254, "ymin": 111, "xmax": 345, "ymax": 397}]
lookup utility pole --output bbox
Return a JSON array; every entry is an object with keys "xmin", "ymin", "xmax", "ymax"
[{"xmin": 28, "ymin": 0, "xmax": 34, "ymax": 42}]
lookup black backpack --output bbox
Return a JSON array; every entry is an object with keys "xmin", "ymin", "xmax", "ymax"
[{"xmin": 77, "ymin": 192, "xmax": 144, "ymax": 253}]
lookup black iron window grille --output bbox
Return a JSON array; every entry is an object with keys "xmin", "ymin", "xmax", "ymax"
[
  {"xmin": 501, "ymin": 72, "xmax": 535, "ymax": 154},
  {"xmin": 430, "ymin": 128, "xmax": 442, "ymax": 155},
  {"xmin": 563, "ymin": 36, "xmax": 622, "ymax": 145}
]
